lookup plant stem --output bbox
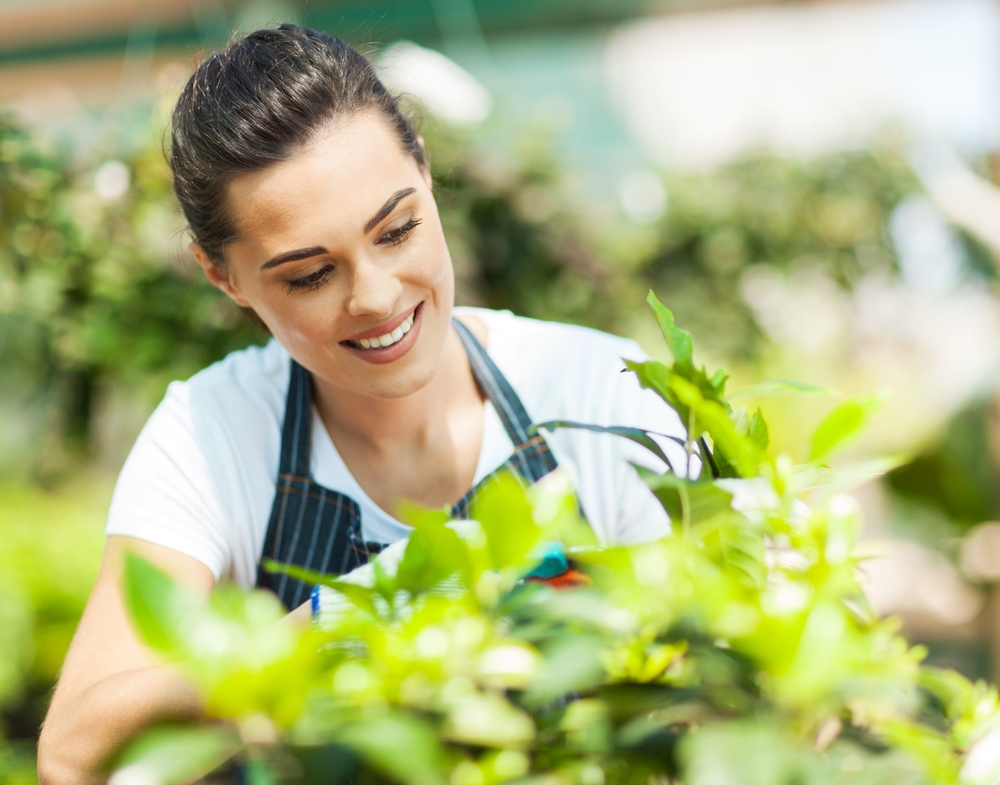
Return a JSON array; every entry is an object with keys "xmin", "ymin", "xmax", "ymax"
[{"xmin": 686, "ymin": 408, "xmax": 696, "ymax": 478}]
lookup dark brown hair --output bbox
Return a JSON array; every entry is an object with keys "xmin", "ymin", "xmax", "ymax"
[{"xmin": 170, "ymin": 23, "xmax": 425, "ymax": 266}]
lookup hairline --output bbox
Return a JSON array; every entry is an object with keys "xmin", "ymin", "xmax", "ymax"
[{"xmin": 206, "ymin": 108, "xmax": 427, "ymax": 268}]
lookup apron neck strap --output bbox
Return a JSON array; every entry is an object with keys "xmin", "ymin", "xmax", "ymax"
[
  {"xmin": 452, "ymin": 317, "xmax": 536, "ymax": 448},
  {"xmin": 277, "ymin": 360, "xmax": 313, "ymax": 479}
]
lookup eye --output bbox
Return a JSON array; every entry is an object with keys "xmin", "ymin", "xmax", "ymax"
[
  {"xmin": 377, "ymin": 218, "xmax": 422, "ymax": 247},
  {"xmin": 285, "ymin": 264, "xmax": 334, "ymax": 294}
]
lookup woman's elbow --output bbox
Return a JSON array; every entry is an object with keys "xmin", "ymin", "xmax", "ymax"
[{"xmin": 37, "ymin": 724, "xmax": 84, "ymax": 785}]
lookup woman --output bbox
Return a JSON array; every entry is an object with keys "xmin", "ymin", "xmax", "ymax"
[{"xmin": 38, "ymin": 24, "xmax": 684, "ymax": 784}]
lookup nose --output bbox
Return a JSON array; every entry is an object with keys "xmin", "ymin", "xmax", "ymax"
[{"xmin": 344, "ymin": 255, "xmax": 403, "ymax": 319}]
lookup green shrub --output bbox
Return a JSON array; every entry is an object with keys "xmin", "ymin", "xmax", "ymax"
[{"xmin": 114, "ymin": 294, "xmax": 997, "ymax": 785}]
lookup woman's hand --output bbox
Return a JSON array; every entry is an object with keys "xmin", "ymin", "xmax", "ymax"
[{"xmin": 37, "ymin": 536, "xmax": 214, "ymax": 785}]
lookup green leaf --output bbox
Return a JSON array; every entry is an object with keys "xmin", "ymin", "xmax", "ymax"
[
  {"xmin": 881, "ymin": 718, "xmax": 961, "ymax": 783},
  {"xmin": 112, "ymin": 724, "xmax": 241, "ymax": 785},
  {"xmin": 636, "ymin": 467, "xmax": 734, "ymax": 524},
  {"xmin": 709, "ymin": 369, "xmax": 729, "ymax": 395},
  {"xmin": 323, "ymin": 581, "xmax": 379, "ymax": 617},
  {"xmin": 748, "ymin": 408, "xmax": 769, "ymax": 451},
  {"xmin": 918, "ymin": 667, "xmax": 976, "ymax": 724},
  {"xmin": 534, "ymin": 420, "xmax": 677, "ymax": 473},
  {"xmin": 470, "ymin": 472, "xmax": 541, "ymax": 571},
  {"xmin": 525, "ymin": 635, "xmax": 606, "ymax": 706},
  {"xmin": 679, "ymin": 721, "xmax": 815, "ymax": 785},
  {"xmin": 669, "ymin": 375, "xmax": 763, "ymax": 477},
  {"xmin": 809, "ymin": 394, "xmax": 884, "ymax": 462},
  {"xmin": 625, "ymin": 359, "xmax": 679, "ymax": 411},
  {"xmin": 338, "ymin": 713, "xmax": 446, "ymax": 785},
  {"xmin": 260, "ymin": 558, "xmax": 341, "ymax": 590},
  {"xmin": 729, "ymin": 379, "xmax": 839, "ymax": 401},
  {"xmin": 396, "ymin": 503, "xmax": 451, "ymax": 530},
  {"xmin": 395, "ymin": 516, "xmax": 472, "ymax": 595},
  {"xmin": 260, "ymin": 559, "xmax": 379, "ymax": 616},
  {"xmin": 701, "ymin": 517, "xmax": 766, "ymax": 589},
  {"xmin": 443, "ymin": 693, "xmax": 537, "ymax": 748},
  {"xmin": 647, "ymin": 290, "xmax": 693, "ymax": 364},
  {"xmin": 121, "ymin": 553, "xmax": 196, "ymax": 656},
  {"xmin": 794, "ymin": 455, "xmax": 907, "ymax": 502},
  {"xmin": 373, "ymin": 557, "xmax": 396, "ymax": 605}
]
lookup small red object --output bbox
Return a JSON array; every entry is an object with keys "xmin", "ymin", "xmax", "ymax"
[{"xmin": 526, "ymin": 569, "xmax": 592, "ymax": 590}]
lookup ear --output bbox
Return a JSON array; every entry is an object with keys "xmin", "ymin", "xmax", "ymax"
[{"xmin": 189, "ymin": 242, "xmax": 252, "ymax": 308}]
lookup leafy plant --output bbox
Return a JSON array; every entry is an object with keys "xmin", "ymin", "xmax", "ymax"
[{"xmin": 114, "ymin": 293, "xmax": 1000, "ymax": 785}]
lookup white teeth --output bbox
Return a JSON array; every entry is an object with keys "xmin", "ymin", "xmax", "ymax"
[{"xmin": 352, "ymin": 309, "xmax": 417, "ymax": 350}]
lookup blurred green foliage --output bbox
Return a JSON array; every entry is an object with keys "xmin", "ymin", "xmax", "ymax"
[
  {"xmin": 888, "ymin": 401, "xmax": 1000, "ymax": 532},
  {"xmin": 429, "ymin": 127, "xmax": 631, "ymax": 332},
  {"xmin": 0, "ymin": 116, "xmax": 263, "ymax": 469},
  {"xmin": 645, "ymin": 150, "xmax": 918, "ymax": 360},
  {"xmin": 0, "ymin": 482, "xmax": 108, "ymax": 784},
  {"xmin": 111, "ymin": 296, "xmax": 999, "ymax": 785}
]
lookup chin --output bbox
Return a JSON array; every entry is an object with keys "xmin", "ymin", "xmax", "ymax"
[{"xmin": 360, "ymin": 368, "xmax": 435, "ymax": 399}]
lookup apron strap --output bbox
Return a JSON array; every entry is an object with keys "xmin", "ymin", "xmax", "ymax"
[
  {"xmin": 448, "ymin": 317, "xmax": 560, "ymax": 517},
  {"xmin": 276, "ymin": 360, "xmax": 313, "ymax": 480},
  {"xmin": 452, "ymin": 317, "xmax": 536, "ymax": 448}
]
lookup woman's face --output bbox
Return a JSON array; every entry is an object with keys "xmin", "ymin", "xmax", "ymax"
[{"xmin": 197, "ymin": 111, "xmax": 454, "ymax": 400}]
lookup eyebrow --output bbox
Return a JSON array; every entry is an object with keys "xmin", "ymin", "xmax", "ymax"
[
  {"xmin": 260, "ymin": 187, "xmax": 419, "ymax": 271},
  {"xmin": 364, "ymin": 187, "xmax": 417, "ymax": 234},
  {"xmin": 261, "ymin": 246, "xmax": 328, "ymax": 270}
]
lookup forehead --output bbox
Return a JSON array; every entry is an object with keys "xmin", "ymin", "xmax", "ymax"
[{"xmin": 225, "ymin": 111, "xmax": 419, "ymax": 248}]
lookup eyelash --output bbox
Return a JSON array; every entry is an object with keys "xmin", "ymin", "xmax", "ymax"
[
  {"xmin": 285, "ymin": 266, "xmax": 333, "ymax": 294},
  {"xmin": 376, "ymin": 217, "xmax": 422, "ymax": 247},
  {"xmin": 284, "ymin": 218, "xmax": 422, "ymax": 294}
]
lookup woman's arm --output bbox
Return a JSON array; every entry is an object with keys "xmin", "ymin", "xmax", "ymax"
[{"xmin": 37, "ymin": 536, "xmax": 215, "ymax": 785}]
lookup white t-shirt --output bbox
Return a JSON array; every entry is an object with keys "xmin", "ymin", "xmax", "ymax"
[{"xmin": 106, "ymin": 308, "xmax": 688, "ymax": 587}]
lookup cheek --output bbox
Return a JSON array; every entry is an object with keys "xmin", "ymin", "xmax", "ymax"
[
  {"xmin": 254, "ymin": 287, "xmax": 337, "ymax": 348},
  {"xmin": 415, "ymin": 225, "xmax": 453, "ymax": 289}
]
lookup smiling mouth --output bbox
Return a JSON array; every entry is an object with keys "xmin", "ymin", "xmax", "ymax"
[{"xmin": 343, "ymin": 305, "xmax": 418, "ymax": 350}]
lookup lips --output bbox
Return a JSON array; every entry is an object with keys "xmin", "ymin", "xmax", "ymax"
[
  {"xmin": 342, "ymin": 303, "xmax": 420, "ymax": 344},
  {"xmin": 339, "ymin": 302, "xmax": 424, "ymax": 365},
  {"xmin": 345, "ymin": 308, "xmax": 416, "ymax": 350}
]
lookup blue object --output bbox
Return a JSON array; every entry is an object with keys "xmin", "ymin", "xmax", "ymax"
[{"xmin": 524, "ymin": 541, "xmax": 568, "ymax": 580}]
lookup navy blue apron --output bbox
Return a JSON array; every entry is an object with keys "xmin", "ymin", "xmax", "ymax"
[{"xmin": 255, "ymin": 318, "xmax": 560, "ymax": 610}]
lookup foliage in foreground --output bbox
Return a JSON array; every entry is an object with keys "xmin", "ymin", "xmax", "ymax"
[{"xmin": 114, "ymin": 293, "xmax": 1000, "ymax": 785}]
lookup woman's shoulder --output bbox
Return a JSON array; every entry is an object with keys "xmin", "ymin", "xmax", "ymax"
[
  {"xmin": 455, "ymin": 306, "xmax": 645, "ymax": 360},
  {"xmin": 139, "ymin": 338, "xmax": 290, "ymax": 463},
  {"xmin": 109, "ymin": 339, "xmax": 289, "ymax": 585},
  {"xmin": 163, "ymin": 338, "xmax": 290, "ymax": 413},
  {"xmin": 454, "ymin": 307, "xmax": 646, "ymax": 382}
]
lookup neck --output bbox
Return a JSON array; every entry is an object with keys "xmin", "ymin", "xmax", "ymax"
[{"xmin": 313, "ymin": 326, "xmax": 476, "ymax": 454}]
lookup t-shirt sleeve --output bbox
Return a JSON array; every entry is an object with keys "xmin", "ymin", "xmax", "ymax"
[{"xmin": 106, "ymin": 383, "xmax": 232, "ymax": 580}]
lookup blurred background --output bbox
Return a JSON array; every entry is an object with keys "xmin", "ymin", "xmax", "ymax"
[{"xmin": 5, "ymin": 0, "xmax": 1000, "ymax": 779}]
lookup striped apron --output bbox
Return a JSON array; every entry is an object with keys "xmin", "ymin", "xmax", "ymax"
[{"xmin": 255, "ymin": 318, "xmax": 560, "ymax": 610}]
